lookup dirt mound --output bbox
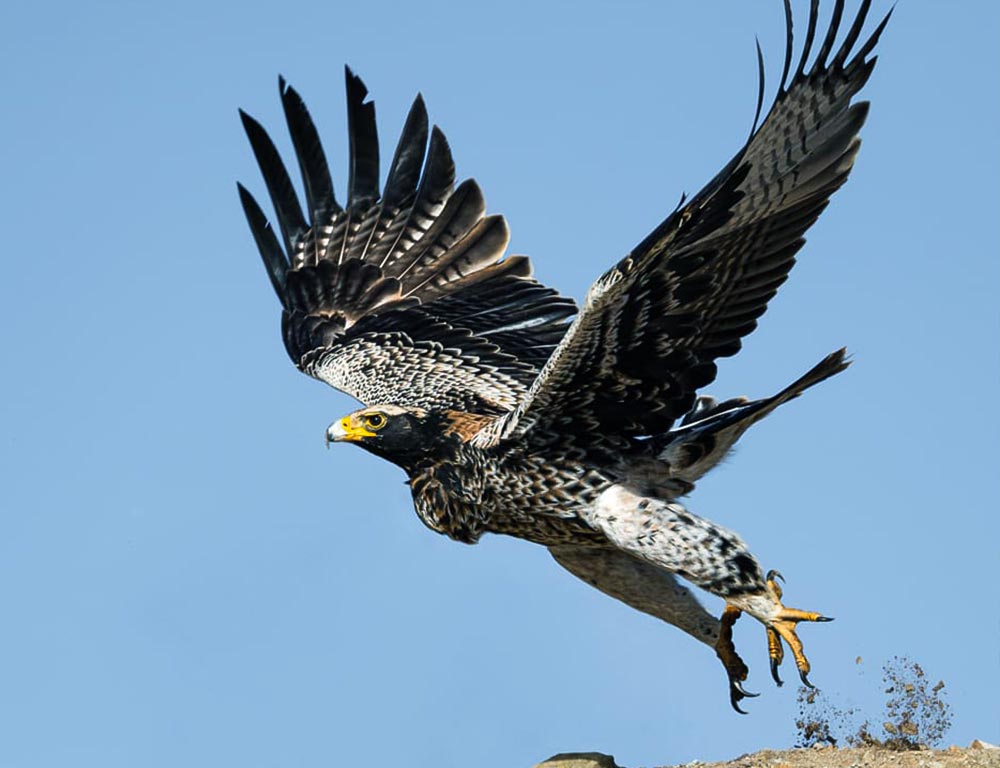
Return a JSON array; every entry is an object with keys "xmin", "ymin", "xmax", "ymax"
[
  {"xmin": 659, "ymin": 742, "xmax": 1000, "ymax": 768},
  {"xmin": 534, "ymin": 742, "xmax": 1000, "ymax": 768}
]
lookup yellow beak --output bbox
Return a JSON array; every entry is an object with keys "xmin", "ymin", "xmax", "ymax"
[{"xmin": 326, "ymin": 416, "xmax": 376, "ymax": 444}]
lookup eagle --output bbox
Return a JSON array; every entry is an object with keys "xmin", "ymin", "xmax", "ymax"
[{"xmin": 237, "ymin": 0, "xmax": 889, "ymax": 712}]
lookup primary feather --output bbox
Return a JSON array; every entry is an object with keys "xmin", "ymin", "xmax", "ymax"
[
  {"xmin": 477, "ymin": 0, "xmax": 889, "ymax": 453},
  {"xmin": 238, "ymin": 67, "xmax": 576, "ymax": 413}
]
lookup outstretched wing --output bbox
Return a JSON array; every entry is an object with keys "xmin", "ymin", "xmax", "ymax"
[
  {"xmin": 479, "ymin": 0, "xmax": 888, "ymax": 449},
  {"xmin": 239, "ymin": 68, "xmax": 576, "ymax": 415}
]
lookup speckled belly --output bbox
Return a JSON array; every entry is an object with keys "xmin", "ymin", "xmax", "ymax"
[{"xmin": 409, "ymin": 453, "xmax": 612, "ymax": 547}]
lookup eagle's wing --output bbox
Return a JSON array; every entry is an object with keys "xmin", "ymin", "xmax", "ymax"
[
  {"xmin": 478, "ymin": 0, "xmax": 888, "ymax": 448},
  {"xmin": 239, "ymin": 68, "xmax": 576, "ymax": 415}
]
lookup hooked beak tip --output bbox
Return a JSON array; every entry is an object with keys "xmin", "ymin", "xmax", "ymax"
[
  {"xmin": 326, "ymin": 420, "xmax": 346, "ymax": 446},
  {"xmin": 326, "ymin": 416, "xmax": 374, "ymax": 445}
]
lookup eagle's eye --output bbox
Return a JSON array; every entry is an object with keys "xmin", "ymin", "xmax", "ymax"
[{"xmin": 363, "ymin": 412, "xmax": 387, "ymax": 431}]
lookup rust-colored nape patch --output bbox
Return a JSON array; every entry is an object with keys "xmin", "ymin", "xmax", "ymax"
[{"xmin": 441, "ymin": 411, "xmax": 497, "ymax": 442}]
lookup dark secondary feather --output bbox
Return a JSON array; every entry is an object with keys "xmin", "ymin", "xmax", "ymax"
[
  {"xmin": 483, "ymin": 0, "xmax": 889, "ymax": 451},
  {"xmin": 238, "ymin": 68, "xmax": 576, "ymax": 413}
]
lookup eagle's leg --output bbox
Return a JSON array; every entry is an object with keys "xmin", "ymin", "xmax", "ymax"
[
  {"xmin": 549, "ymin": 544, "xmax": 756, "ymax": 713},
  {"xmin": 589, "ymin": 486, "xmax": 833, "ymax": 693},
  {"xmin": 741, "ymin": 571, "xmax": 833, "ymax": 688},
  {"xmin": 715, "ymin": 605, "xmax": 758, "ymax": 713}
]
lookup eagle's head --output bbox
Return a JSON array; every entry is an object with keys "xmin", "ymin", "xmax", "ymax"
[
  {"xmin": 326, "ymin": 404, "xmax": 496, "ymax": 470},
  {"xmin": 326, "ymin": 404, "xmax": 440, "ymax": 469}
]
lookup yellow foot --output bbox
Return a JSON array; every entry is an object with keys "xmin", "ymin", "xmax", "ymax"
[
  {"xmin": 763, "ymin": 570, "xmax": 833, "ymax": 688},
  {"xmin": 715, "ymin": 605, "xmax": 759, "ymax": 713}
]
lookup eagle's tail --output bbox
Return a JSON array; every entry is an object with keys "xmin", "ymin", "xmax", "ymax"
[{"xmin": 652, "ymin": 349, "xmax": 850, "ymax": 485}]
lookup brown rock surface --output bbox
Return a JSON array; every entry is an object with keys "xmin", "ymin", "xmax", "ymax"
[
  {"xmin": 534, "ymin": 753, "xmax": 621, "ymax": 768},
  {"xmin": 533, "ymin": 742, "xmax": 1000, "ymax": 768},
  {"xmin": 653, "ymin": 744, "xmax": 1000, "ymax": 768}
]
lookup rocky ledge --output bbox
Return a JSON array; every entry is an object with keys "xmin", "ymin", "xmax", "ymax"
[{"xmin": 534, "ymin": 740, "xmax": 1000, "ymax": 768}]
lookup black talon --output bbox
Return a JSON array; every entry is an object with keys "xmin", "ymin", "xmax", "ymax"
[
  {"xmin": 799, "ymin": 669, "xmax": 815, "ymax": 688},
  {"xmin": 770, "ymin": 657, "xmax": 784, "ymax": 687},
  {"xmin": 816, "ymin": 616, "xmax": 834, "ymax": 622},
  {"xmin": 729, "ymin": 687, "xmax": 751, "ymax": 715},
  {"xmin": 766, "ymin": 569, "xmax": 785, "ymax": 583},
  {"xmin": 734, "ymin": 680, "xmax": 759, "ymax": 698}
]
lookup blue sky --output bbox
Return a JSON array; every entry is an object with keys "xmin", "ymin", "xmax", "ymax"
[{"xmin": 1, "ymin": 1, "xmax": 997, "ymax": 766}]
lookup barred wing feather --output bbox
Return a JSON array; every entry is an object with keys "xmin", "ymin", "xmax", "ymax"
[
  {"xmin": 239, "ymin": 67, "xmax": 576, "ymax": 414},
  {"xmin": 480, "ymin": 0, "xmax": 889, "ymax": 449}
]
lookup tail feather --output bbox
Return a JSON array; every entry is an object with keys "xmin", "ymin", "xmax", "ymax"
[
  {"xmin": 652, "ymin": 349, "xmax": 850, "ymax": 486},
  {"xmin": 768, "ymin": 347, "xmax": 851, "ymax": 410}
]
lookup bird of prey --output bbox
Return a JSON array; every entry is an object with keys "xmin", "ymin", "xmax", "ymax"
[{"xmin": 237, "ymin": 0, "xmax": 889, "ymax": 711}]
